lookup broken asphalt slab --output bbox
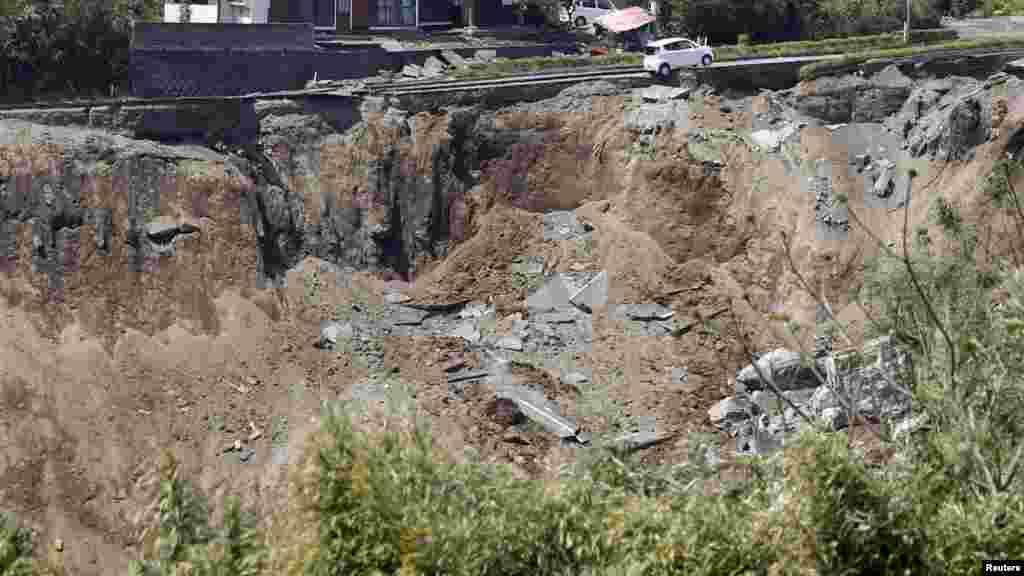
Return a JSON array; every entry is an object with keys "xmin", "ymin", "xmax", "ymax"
[{"xmin": 569, "ymin": 270, "xmax": 609, "ymax": 313}]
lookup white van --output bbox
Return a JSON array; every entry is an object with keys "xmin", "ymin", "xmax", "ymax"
[{"xmin": 559, "ymin": 0, "xmax": 618, "ymax": 29}]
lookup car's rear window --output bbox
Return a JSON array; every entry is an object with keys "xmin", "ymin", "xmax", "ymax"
[{"xmin": 644, "ymin": 47, "xmax": 658, "ymax": 56}]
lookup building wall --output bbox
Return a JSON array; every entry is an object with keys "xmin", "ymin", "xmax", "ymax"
[
  {"xmin": 472, "ymin": 0, "xmax": 516, "ymax": 27},
  {"xmin": 131, "ymin": 22, "xmax": 315, "ymax": 50}
]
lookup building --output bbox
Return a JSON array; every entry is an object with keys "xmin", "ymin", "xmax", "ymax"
[
  {"xmin": 270, "ymin": 0, "xmax": 517, "ymax": 32},
  {"xmin": 163, "ymin": 0, "xmax": 271, "ymax": 23}
]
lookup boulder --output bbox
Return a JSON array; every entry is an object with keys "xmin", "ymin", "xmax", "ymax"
[{"xmin": 736, "ymin": 349, "xmax": 823, "ymax": 392}]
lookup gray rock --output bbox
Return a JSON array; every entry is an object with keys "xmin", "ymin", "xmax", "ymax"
[
  {"xmin": 497, "ymin": 335, "xmax": 524, "ymax": 351},
  {"xmin": 390, "ymin": 305, "xmax": 430, "ymax": 326},
  {"xmin": 319, "ymin": 320, "xmax": 353, "ymax": 350},
  {"xmin": 736, "ymin": 349, "xmax": 823, "ymax": 391},
  {"xmin": 640, "ymin": 85, "xmax": 690, "ymax": 102},
  {"xmin": 570, "ymin": 270, "xmax": 609, "ymax": 313},
  {"xmin": 474, "ymin": 49, "xmax": 497, "ymax": 63},
  {"xmin": 401, "ymin": 63, "xmax": 423, "ymax": 78},
  {"xmin": 526, "ymin": 274, "xmax": 573, "ymax": 312},
  {"xmin": 560, "ymin": 368, "xmax": 592, "ymax": 389},
  {"xmin": 671, "ymin": 366, "xmax": 689, "ymax": 387},
  {"xmin": 441, "ymin": 50, "xmax": 469, "ymax": 69},
  {"xmin": 423, "ymin": 56, "xmax": 448, "ymax": 77},
  {"xmin": 625, "ymin": 303, "xmax": 674, "ymax": 321},
  {"xmin": 535, "ymin": 310, "xmax": 577, "ymax": 324},
  {"xmin": 239, "ymin": 447, "xmax": 256, "ymax": 463},
  {"xmin": 451, "ymin": 321, "xmax": 481, "ymax": 344},
  {"xmin": 271, "ymin": 446, "xmax": 288, "ymax": 465},
  {"xmin": 873, "ymin": 164, "xmax": 896, "ymax": 198}
]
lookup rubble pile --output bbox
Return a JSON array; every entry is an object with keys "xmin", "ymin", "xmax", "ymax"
[{"xmin": 709, "ymin": 336, "xmax": 916, "ymax": 456}]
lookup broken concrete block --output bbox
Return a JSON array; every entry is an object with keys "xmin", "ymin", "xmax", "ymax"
[
  {"xmin": 451, "ymin": 321, "xmax": 481, "ymax": 344},
  {"xmin": 390, "ymin": 305, "xmax": 430, "ymax": 326},
  {"xmin": 497, "ymin": 335, "xmax": 524, "ymax": 352},
  {"xmin": 560, "ymin": 368, "xmax": 592, "ymax": 389},
  {"xmin": 318, "ymin": 320, "xmax": 353, "ymax": 350},
  {"xmin": 401, "ymin": 63, "xmax": 422, "ymax": 78},
  {"xmin": 570, "ymin": 270, "xmax": 609, "ymax": 313},
  {"xmin": 736, "ymin": 349, "xmax": 823, "ymax": 392},
  {"xmin": 441, "ymin": 50, "xmax": 469, "ymax": 68},
  {"xmin": 497, "ymin": 384, "xmax": 578, "ymax": 439},
  {"xmin": 625, "ymin": 303, "xmax": 674, "ymax": 321},
  {"xmin": 526, "ymin": 274, "xmax": 573, "ymax": 312}
]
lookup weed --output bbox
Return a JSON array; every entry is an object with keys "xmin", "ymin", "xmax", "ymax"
[
  {"xmin": 271, "ymin": 416, "xmax": 289, "ymax": 447},
  {"xmin": 577, "ymin": 367, "xmax": 636, "ymax": 434},
  {"xmin": 303, "ymin": 269, "xmax": 321, "ymax": 307},
  {"xmin": 207, "ymin": 414, "xmax": 226, "ymax": 433},
  {"xmin": 142, "ymin": 206, "xmax": 159, "ymax": 224}
]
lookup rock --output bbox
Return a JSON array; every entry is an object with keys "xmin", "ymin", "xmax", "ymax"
[
  {"xmin": 736, "ymin": 349, "xmax": 823, "ymax": 392},
  {"xmin": 535, "ymin": 310, "xmax": 576, "ymax": 324},
  {"xmin": 625, "ymin": 303, "xmax": 674, "ymax": 321},
  {"xmin": 820, "ymin": 407, "xmax": 848, "ymax": 431},
  {"xmin": 145, "ymin": 219, "xmax": 180, "ymax": 243},
  {"xmin": 570, "ymin": 270, "xmax": 609, "ymax": 313},
  {"xmin": 422, "ymin": 56, "xmax": 448, "ymax": 77},
  {"xmin": 543, "ymin": 211, "xmax": 586, "ymax": 241},
  {"xmin": 671, "ymin": 366, "xmax": 689, "ymax": 387},
  {"xmin": 271, "ymin": 446, "xmax": 288, "ymax": 465},
  {"xmin": 318, "ymin": 320, "xmax": 353, "ymax": 350},
  {"xmin": 390, "ymin": 305, "xmax": 430, "ymax": 326},
  {"xmin": 451, "ymin": 321, "xmax": 481, "ymax": 344},
  {"xmin": 640, "ymin": 85, "xmax": 690, "ymax": 102},
  {"xmin": 560, "ymin": 368, "xmax": 592, "ymax": 389},
  {"xmin": 873, "ymin": 164, "xmax": 896, "ymax": 198},
  {"xmin": 384, "ymin": 290, "xmax": 410, "ymax": 304},
  {"xmin": 474, "ymin": 49, "xmax": 497, "ymax": 63},
  {"xmin": 401, "ymin": 63, "xmax": 423, "ymax": 78},
  {"xmin": 497, "ymin": 335, "xmax": 524, "ymax": 352},
  {"xmin": 239, "ymin": 447, "xmax": 256, "ymax": 463},
  {"xmin": 708, "ymin": 396, "xmax": 754, "ymax": 431},
  {"xmin": 526, "ymin": 274, "xmax": 574, "ymax": 312},
  {"xmin": 441, "ymin": 50, "xmax": 469, "ymax": 68}
]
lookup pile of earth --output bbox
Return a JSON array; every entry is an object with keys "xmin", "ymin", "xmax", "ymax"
[{"xmin": 3, "ymin": 64, "xmax": 1024, "ymax": 576}]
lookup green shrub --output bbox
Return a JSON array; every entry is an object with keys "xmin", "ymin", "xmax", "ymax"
[
  {"xmin": 0, "ymin": 0, "xmax": 161, "ymax": 103},
  {"xmin": 0, "ymin": 513, "xmax": 35, "ymax": 576}
]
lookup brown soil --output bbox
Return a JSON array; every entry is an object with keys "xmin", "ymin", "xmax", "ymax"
[{"xmin": 1, "ymin": 89, "xmax": 1019, "ymax": 576}]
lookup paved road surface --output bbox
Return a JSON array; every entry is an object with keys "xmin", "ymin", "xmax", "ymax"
[{"xmin": 943, "ymin": 16, "xmax": 1024, "ymax": 37}]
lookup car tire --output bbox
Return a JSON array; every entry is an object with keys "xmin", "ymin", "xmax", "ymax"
[
  {"xmin": 575, "ymin": 16, "xmax": 586, "ymax": 28},
  {"xmin": 702, "ymin": 54, "xmax": 713, "ymax": 66},
  {"xmin": 658, "ymin": 63, "xmax": 671, "ymax": 80}
]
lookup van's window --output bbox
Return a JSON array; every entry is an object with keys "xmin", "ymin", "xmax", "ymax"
[
  {"xmin": 597, "ymin": 0, "xmax": 612, "ymax": 9},
  {"xmin": 644, "ymin": 46, "xmax": 658, "ymax": 56}
]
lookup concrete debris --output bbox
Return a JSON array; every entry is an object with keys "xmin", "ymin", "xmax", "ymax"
[
  {"xmin": 569, "ymin": 270, "xmax": 609, "ymax": 313},
  {"xmin": 623, "ymin": 303, "xmax": 674, "ymax": 321},
  {"xmin": 318, "ymin": 320, "xmax": 353, "ymax": 350},
  {"xmin": 736, "ymin": 348, "xmax": 824, "ymax": 392},
  {"xmin": 441, "ymin": 50, "xmax": 469, "ymax": 69},
  {"xmin": 459, "ymin": 302, "xmax": 495, "ymax": 319},
  {"xmin": 560, "ymin": 368, "xmax": 592, "ymax": 389},
  {"xmin": 384, "ymin": 290, "xmax": 410, "ymax": 304},
  {"xmin": 497, "ymin": 335, "xmax": 525, "ymax": 351},
  {"xmin": 534, "ymin": 310, "xmax": 577, "ymax": 324},
  {"xmin": 671, "ymin": 366, "xmax": 689, "ymax": 387},
  {"xmin": 526, "ymin": 274, "xmax": 574, "ymax": 312},
  {"xmin": 474, "ymin": 49, "xmax": 497, "ymax": 63},
  {"xmin": 543, "ymin": 211, "xmax": 589, "ymax": 241},
  {"xmin": 612, "ymin": 429, "xmax": 674, "ymax": 453},
  {"xmin": 401, "ymin": 63, "xmax": 422, "ymax": 78},
  {"xmin": 750, "ymin": 124, "xmax": 798, "ymax": 152},
  {"xmin": 714, "ymin": 335, "xmax": 914, "ymax": 455},
  {"xmin": 447, "ymin": 369, "xmax": 489, "ymax": 384},
  {"xmin": 422, "ymin": 55, "xmax": 448, "ymax": 77},
  {"xmin": 239, "ymin": 447, "xmax": 256, "ymax": 463},
  {"xmin": 389, "ymin": 305, "xmax": 430, "ymax": 326},
  {"xmin": 640, "ymin": 85, "xmax": 690, "ymax": 102},
  {"xmin": 872, "ymin": 163, "xmax": 896, "ymax": 198},
  {"xmin": 271, "ymin": 446, "xmax": 288, "ymax": 466},
  {"xmin": 450, "ymin": 321, "xmax": 481, "ymax": 344},
  {"xmin": 496, "ymin": 384, "xmax": 580, "ymax": 440}
]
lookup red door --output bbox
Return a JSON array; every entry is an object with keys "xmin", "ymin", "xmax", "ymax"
[{"xmin": 351, "ymin": 0, "xmax": 369, "ymax": 28}]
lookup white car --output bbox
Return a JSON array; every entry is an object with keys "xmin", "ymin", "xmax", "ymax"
[
  {"xmin": 559, "ymin": 0, "xmax": 618, "ymax": 28},
  {"xmin": 643, "ymin": 37, "xmax": 714, "ymax": 78}
]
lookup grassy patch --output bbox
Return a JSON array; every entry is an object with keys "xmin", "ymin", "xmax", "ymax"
[
  {"xmin": 799, "ymin": 34, "xmax": 1024, "ymax": 81},
  {"xmin": 452, "ymin": 30, "xmax": 959, "ymax": 80}
]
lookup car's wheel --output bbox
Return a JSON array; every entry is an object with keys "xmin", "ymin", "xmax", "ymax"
[
  {"xmin": 575, "ymin": 16, "xmax": 586, "ymax": 28},
  {"xmin": 658, "ymin": 63, "xmax": 671, "ymax": 80},
  {"xmin": 701, "ymin": 54, "xmax": 713, "ymax": 66}
]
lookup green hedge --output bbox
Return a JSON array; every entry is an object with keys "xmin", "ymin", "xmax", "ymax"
[{"xmin": 798, "ymin": 33, "xmax": 1024, "ymax": 80}]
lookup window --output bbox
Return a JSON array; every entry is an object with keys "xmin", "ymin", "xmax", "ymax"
[
  {"xmin": 644, "ymin": 46, "xmax": 658, "ymax": 56},
  {"xmin": 377, "ymin": 0, "xmax": 396, "ymax": 24},
  {"xmin": 597, "ymin": 0, "xmax": 611, "ymax": 9}
]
